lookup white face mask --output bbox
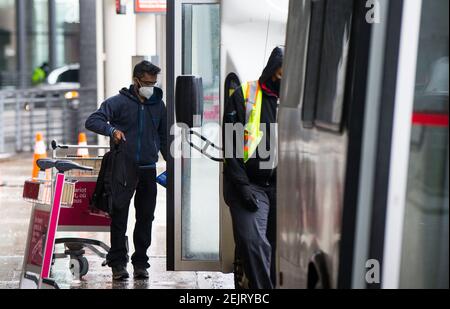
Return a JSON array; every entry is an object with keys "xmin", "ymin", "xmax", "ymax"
[{"xmin": 139, "ymin": 86, "xmax": 154, "ymax": 100}]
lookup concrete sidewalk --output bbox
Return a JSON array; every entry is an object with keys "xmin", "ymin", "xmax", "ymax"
[{"xmin": 0, "ymin": 154, "xmax": 233, "ymax": 289}]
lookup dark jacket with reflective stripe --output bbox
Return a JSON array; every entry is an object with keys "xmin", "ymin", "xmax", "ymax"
[
  {"xmin": 223, "ymin": 82, "xmax": 278, "ymax": 188},
  {"xmin": 223, "ymin": 47, "xmax": 283, "ymax": 189},
  {"xmin": 85, "ymin": 86, "xmax": 168, "ymax": 167}
]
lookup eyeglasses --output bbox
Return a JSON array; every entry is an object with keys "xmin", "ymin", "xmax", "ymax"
[{"xmin": 138, "ymin": 79, "xmax": 158, "ymax": 87}]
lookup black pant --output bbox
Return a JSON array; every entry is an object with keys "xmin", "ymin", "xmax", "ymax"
[
  {"xmin": 226, "ymin": 182, "xmax": 277, "ymax": 289},
  {"xmin": 107, "ymin": 168, "xmax": 157, "ymax": 269}
]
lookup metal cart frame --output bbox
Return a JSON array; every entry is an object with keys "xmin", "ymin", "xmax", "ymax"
[
  {"xmin": 50, "ymin": 141, "xmax": 112, "ymax": 281},
  {"xmin": 19, "ymin": 140, "xmax": 112, "ymax": 289}
]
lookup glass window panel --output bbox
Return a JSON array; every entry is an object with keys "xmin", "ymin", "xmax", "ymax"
[
  {"xmin": 28, "ymin": 0, "xmax": 49, "ymax": 71},
  {"xmin": 0, "ymin": 0, "xmax": 16, "ymax": 88},
  {"xmin": 302, "ymin": 0, "xmax": 325, "ymax": 128},
  {"xmin": 181, "ymin": 3, "xmax": 220, "ymax": 261},
  {"xmin": 314, "ymin": 0, "xmax": 353, "ymax": 132},
  {"xmin": 57, "ymin": 69, "xmax": 78, "ymax": 83},
  {"xmin": 399, "ymin": 0, "xmax": 449, "ymax": 289},
  {"xmin": 55, "ymin": 0, "xmax": 80, "ymax": 67}
]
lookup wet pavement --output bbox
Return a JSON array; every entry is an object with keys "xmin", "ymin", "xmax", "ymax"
[{"xmin": 0, "ymin": 153, "xmax": 234, "ymax": 289}]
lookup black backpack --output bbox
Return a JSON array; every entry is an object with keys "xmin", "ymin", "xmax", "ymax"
[
  {"xmin": 91, "ymin": 143, "xmax": 132, "ymax": 216},
  {"xmin": 90, "ymin": 148, "xmax": 115, "ymax": 215}
]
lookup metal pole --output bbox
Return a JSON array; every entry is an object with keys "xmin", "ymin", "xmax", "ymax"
[
  {"xmin": 29, "ymin": 92, "xmax": 34, "ymax": 151},
  {"xmin": 166, "ymin": 0, "xmax": 175, "ymax": 271},
  {"xmin": 79, "ymin": 0, "xmax": 98, "ymax": 144},
  {"xmin": 16, "ymin": 0, "xmax": 28, "ymax": 89},
  {"xmin": 62, "ymin": 93, "xmax": 68, "ymax": 144},
  {"xmin": 0, "ymin": 94, "xmax": 4, "ymax": 153},
  {"xmin": 46, "ymin": 92, "xmax": 51, "ymax": 144},
  {"xmin": 15, "ymin": 92, "xmax": 22, "ymax": 152},
  {"xmin": 48, "ymin": 0, "xmax": 57, "ymax": 70}
]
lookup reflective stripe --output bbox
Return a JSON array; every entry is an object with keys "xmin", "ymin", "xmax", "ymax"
[
  {"xmin": 245, "ymin": 82, "xmax": 259, "ymax": 124},
  {"xmin": 242, "ymin": 81, "xmax": 264, "ymax": 163}
]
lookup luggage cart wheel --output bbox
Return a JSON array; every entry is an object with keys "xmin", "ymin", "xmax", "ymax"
[{"xmin": 70, "ymin": 257, "xmax": 89, "ymax": 279}]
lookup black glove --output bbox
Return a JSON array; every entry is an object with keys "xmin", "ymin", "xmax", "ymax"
[
  {"xmin": 240, "ymin": 185, "xmax": 259, "ymax": 212},
  {"xmin": 225, "ymin": 111, "xmax": 237, "ymax": 124}
]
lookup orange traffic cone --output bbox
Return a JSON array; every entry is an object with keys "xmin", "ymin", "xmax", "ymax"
[
  {"xmin": 77, "ymin": 133, "xmax": 89, "ymax": 158},
  {"xmin": 32, "ymin": 132, "xmax": 47, "ymax": 179}
]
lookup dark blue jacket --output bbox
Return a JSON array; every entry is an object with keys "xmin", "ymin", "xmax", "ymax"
[{"xmin": 85, "ymin": 85, "xmax": 168, "ymax": 167}]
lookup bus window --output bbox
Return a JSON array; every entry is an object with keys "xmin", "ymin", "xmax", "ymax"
[
  {"xmin": 314, "ymin": 0, "xmax": 354, "ymax": 132},
  {"xmin": 302, "ymin": 0, "xmax": 326, "ymax": 129},
  {"xmin": 279, "ymin": 0, "xmax": 311, "ymax": 109},
  {"xmin": 284, "ymin": 0, "xmax": 354, "ymax": 131}
]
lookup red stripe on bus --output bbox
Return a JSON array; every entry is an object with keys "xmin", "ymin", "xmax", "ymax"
[{"xmin": 412, "ymin": 113, "xmax": 449, "ymax": 127}]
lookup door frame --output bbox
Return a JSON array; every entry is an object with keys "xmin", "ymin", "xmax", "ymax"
[
  {"xmin": 378, "ymin": 0, "xmax": 423, "ymax": 289},
  {"xmin": 166, "ymin": 0, "xmax": 222, "ymax": 272},
  {"xmin": 366, "ymin": 0, "xmax": 423, "ymax": 289}
]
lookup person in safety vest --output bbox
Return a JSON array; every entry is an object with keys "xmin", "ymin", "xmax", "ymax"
[
  {"xmin": 223, "ymin": 47, "xmax": 283, "ymax": 289},
  {"xmin": 32, "ymin": 62, "xmax": 50, "ymax": 86}
]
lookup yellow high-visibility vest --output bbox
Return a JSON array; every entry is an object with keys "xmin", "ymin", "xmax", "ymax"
[{"xmin": 242, "ymin": 81, "xmax": 264, "ymax": 163}]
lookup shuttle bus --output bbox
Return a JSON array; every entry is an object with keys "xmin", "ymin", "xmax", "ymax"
[{"xmin": 165, "ymin": 0, "xmax": 448, "ymax": 289}]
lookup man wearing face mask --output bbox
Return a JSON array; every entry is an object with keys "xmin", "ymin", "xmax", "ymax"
[
  {"xmin": 223, "ymin": 47, "xmax": 283, "ymax": 289},
  {"xmin": 85, "ymin": 61, "xmax": 167, "ymax": 281}
]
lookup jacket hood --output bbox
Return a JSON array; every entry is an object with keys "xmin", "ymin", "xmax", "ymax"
[
  {"xmin": 259, "ymin": 46, "xmax": 284, "ymax": 85},
  {"xmin": 120, "ymin": 85, "xmax": 163, "ymax": 105}
]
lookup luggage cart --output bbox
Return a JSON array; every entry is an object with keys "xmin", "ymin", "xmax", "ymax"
[
  {"xmin": 19, "ymin": 141, "xmax": 112, "ymax": 289},
  {"xmin": 50, "ymin": 141, "xmax": 112, "ymax": 280}
]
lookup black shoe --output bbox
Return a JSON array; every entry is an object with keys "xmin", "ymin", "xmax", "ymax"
[
  {"xmin": 133, "ymin": 267, "xmax": 149, "ymax": 279},
  {"xmin": 112, "ymin": 266, "xmax": 129, "ymax": 281}
]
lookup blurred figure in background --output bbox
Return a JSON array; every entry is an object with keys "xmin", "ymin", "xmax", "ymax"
[{"xmin": 31, "ymin": 62, "xmax": 50, "ymax": 86}]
